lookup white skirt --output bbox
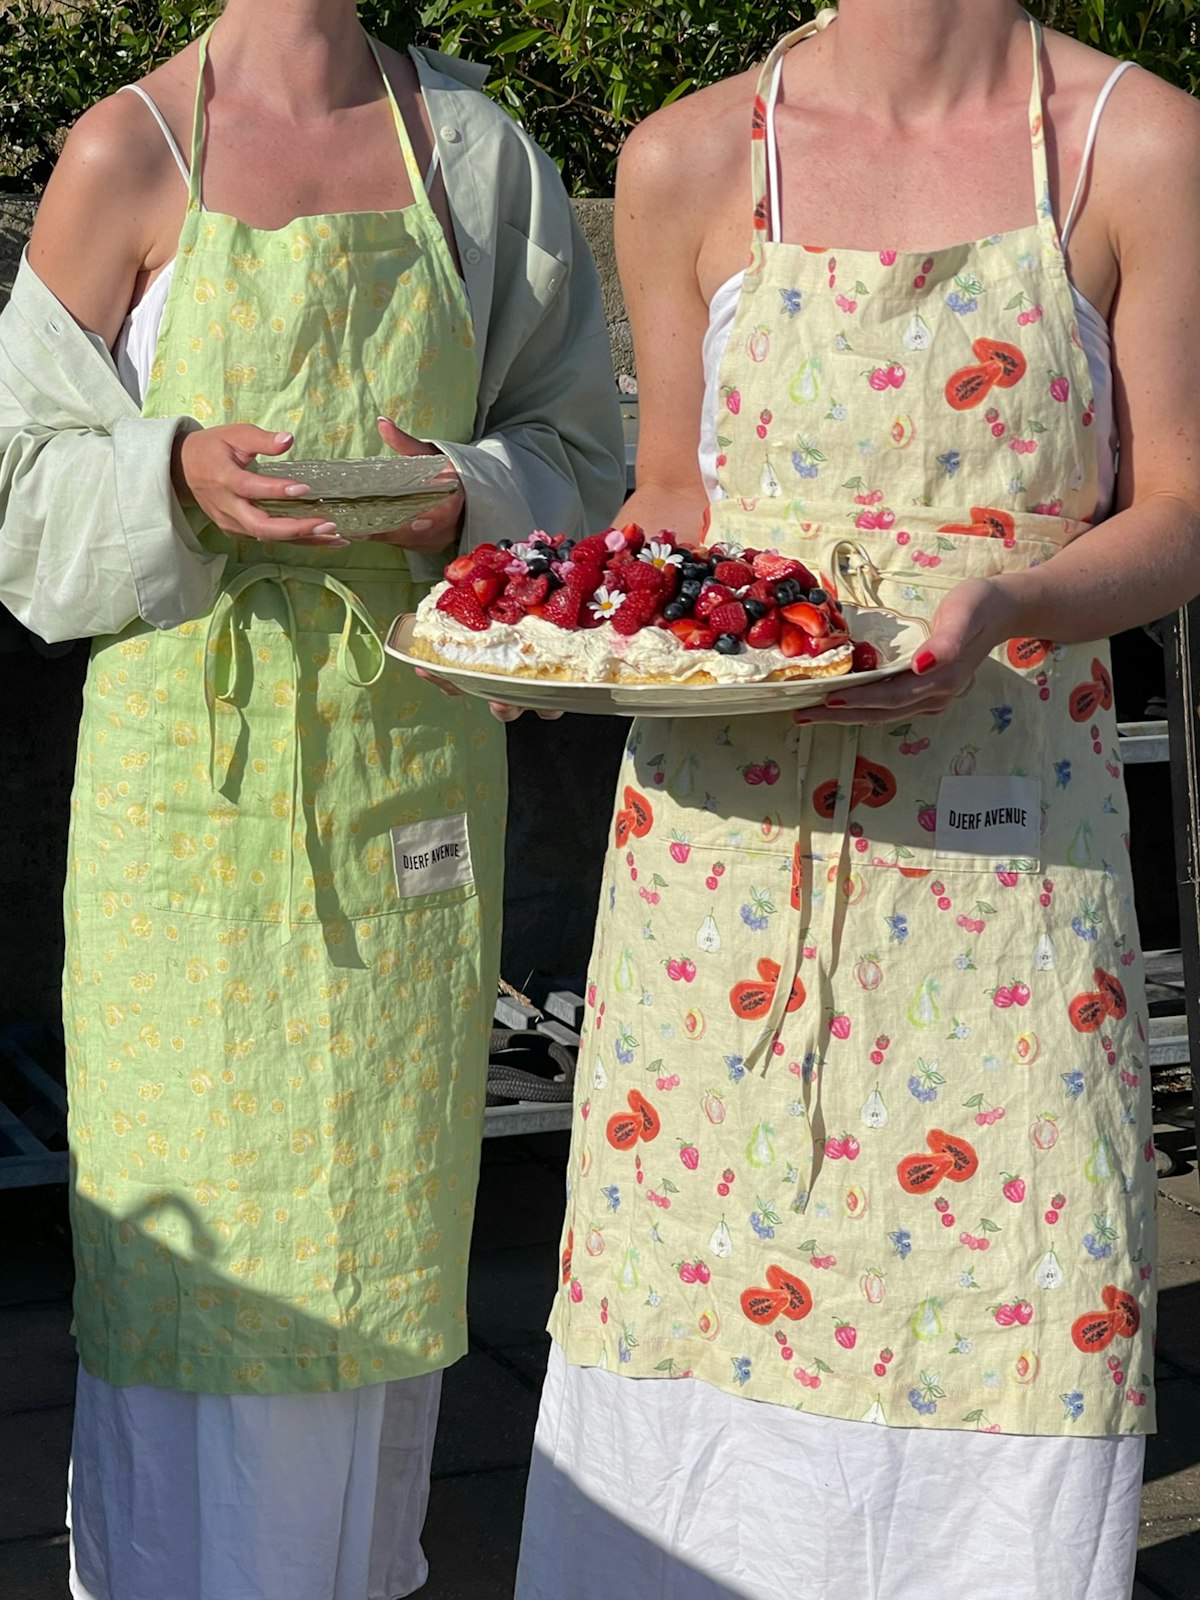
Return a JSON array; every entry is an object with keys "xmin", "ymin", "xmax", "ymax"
[
  {"xmin": 69, "ymin": 1364, "xmax": 442, "ymax": 1600},
  {"xmin": 517, "ymin": 1343, "xmax": 1145, "ymax": 1600}
]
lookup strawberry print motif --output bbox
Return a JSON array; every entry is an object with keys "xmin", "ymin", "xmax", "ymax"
[{"xmin": 549, "ymin": 13, "xmax": 1154, "ymax": 1444}]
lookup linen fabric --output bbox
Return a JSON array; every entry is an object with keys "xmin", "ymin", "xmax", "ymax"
[
  {"xmin": 547, "ymin": 14, "xmax": 1156, "ymax": 1437},
  {"xmin": 516, "ymin": 1342, "xmax": 1144, "ymax": 1600}
]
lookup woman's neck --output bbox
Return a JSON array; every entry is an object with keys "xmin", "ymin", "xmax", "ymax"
[
  {"xmin": 829, "ymin": 0, "xmax": 1030, "ymax": 121},
  {"xmin": 209, "ymin": 0, "xmax": 378, "ymax": 118}
]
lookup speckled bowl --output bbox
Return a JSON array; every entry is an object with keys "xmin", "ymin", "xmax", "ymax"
[{"xmin": 255, "ymin": 455, "xmax": 455, "ymax": 538}]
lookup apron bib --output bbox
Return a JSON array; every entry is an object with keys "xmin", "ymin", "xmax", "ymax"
[
  {"xmin": 550, "ymin": 13, "xmax": 1155, "ymax": 1438},
  {"xmin": 64, "ymin": 32, "xmax": 507, "ymax": 1394}
]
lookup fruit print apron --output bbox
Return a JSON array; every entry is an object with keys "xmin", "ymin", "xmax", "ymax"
[
  {"xmin": 64, "ymin": 30, "xmax": 506, "ymax": 1394},
  {"xmin": 549, "ymin": 14, "xmax": 1155, "ymax": 1437}
]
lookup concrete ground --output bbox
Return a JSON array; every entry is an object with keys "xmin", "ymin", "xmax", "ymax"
[{"xmin": 0, "ymin": 1128, "xmax": 1197, "ymax": 1600}]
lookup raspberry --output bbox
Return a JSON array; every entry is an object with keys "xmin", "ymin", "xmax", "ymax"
[
  {"xmin": 505, "ymin": 573, "xmax": 550, "ymax": 609},
  {"xmin": 571, "ymin": 534, "xmax": 610, "ymax": 565},
  {"xmin": 693, "ymin": 583, "xmax": 735, "ymax": 621},
  {"xmin": 565, "ymin": 558, "xmax": 604, "ymax": 593},
  {"xmin": 851, "ymin": 641, "xmax": 880, "ymax": 673},
  {"xmin": 436, "ymin": 584, "xmax": 489, "ymax": 630},
  {"xmin": 708, "ymin": 601, "xmax": 748, "ymax": 637},
  {"xmin": 470, "ymin": 547, "xmax": 513, "ymax": 575},
  {"xmin": 714, "ymin": 559, "xmax": 754, "ymax": 589},
  {"xmin": 487, "ymin": 597, "xmax": 525, "ymax": 625},
  {"xmin": 624, "ymin": 563, "xmax": 666, "ymax": 594},
  {"xmin": 747, "ymin": 611, "xmax": 782, "ymax": 648}
]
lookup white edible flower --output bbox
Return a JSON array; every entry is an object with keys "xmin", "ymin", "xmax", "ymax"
[
  {"xmin": 640, "ymin": 539, "xmax": 684, "ymax": 571},
  {"xmin": 589, "ymin": 586, "xmax": 626, "ymax": 619}
]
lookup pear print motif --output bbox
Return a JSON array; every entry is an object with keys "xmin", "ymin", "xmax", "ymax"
[
  {"xmin": 696, "ymin": 914, "xmax": 722, "ymax": 953},
  {"xmin": 1033, "ymin": 932, "xmax": 1057, "ymax": 971},
  {"xmin": 902, "ymin": 312, "xmax": 934, "ymax": 352},
  {"xmin": 1035, "ymin": 1250, "xmax": 1065, "ymax": 1290},
  {"xmin": 861, "ymin": 1087, "xmax": 889, "ymax": 1128},
  {"xmin": 789, "ymin": 358, "xmax": 821, "ymax": 404}
]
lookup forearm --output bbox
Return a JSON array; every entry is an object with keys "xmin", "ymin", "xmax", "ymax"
[{"xmin": 992, "ymin": 495, "xmax": 1200, "ymax": 644}]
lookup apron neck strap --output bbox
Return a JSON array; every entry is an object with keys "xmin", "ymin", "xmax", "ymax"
[
  {"xmin": 749, "ymin": 11, "xmax": 836, "ymax": 264},
  {"xmin": 365, "ymin": 34, "xmax": 434, "ymax": 212},
  {"xmin": 1026, "ymin": 16, "xmax": 1056, "ymax": 236}
]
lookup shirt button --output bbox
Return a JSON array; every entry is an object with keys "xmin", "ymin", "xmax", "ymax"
[
  {"xmin": 465, "ymin": 247, "xmax": 481, "ymax": 265},
  {"xmin": 440, "ymin": 126, "xmax": 461, "ymax": 143}
]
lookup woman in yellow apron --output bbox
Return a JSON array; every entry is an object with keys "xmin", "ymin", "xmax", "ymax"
[
  {"xmin": 0, "ymin": 1, "xmax": 622, "ymax": 1595},
  {"xmin": 520, "ymin": 6, "xmax": 1200, "ymax": 1598}
]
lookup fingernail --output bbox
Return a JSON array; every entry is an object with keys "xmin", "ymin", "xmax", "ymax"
[
  {"xmin": 325, "ymin": 537, "xmax": 350, "ymax": 547},
  {"xmin": 826, "ymin": 697, "xmax": 847, "ymax": 708},
  {"xmin": 314, "ymin": 522, "xmax": 338, "ymax": 535},
  {"xmin": 377, "ymin": 416, "xmax": 393, "ymax": 426},
  {"xmin": 794, "ymin": 716, "xmax": 812, "ymax": 725},
  {"xmin": 914, "ymin": 649, "xmax": 937, "ymax": 674},
  {"xmin": 283, "ymin": 483, "xmax": 312, "ymax": 498},
  {"xmin": 273, "ymin": 432, "xmax": 294, "ymax": 447},
  {"xmin": 411, "ymin": 520, "xmax": 432, "ymax": 533}
]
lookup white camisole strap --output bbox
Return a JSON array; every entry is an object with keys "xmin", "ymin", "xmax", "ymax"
[
  {"xmin": 765, "ymin": 52, "xmax": 786, "ymax": 244},
  {"xmin": 1061, "ymin": 60, "xmax": 1134, "ymax": 248},
  {"xmin": 118, "ymin": 84, "xmax": 192, "ymax": 187}
]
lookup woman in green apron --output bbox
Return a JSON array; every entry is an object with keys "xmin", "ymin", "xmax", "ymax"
[{"xmin": 0, "ymin": 1, "xmax": 622, "ymax": 1595}]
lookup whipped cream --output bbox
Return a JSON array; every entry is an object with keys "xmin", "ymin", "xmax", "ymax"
[{"xmin": 413, "ymin": 584, "xmax": 852, "ymax": 685}]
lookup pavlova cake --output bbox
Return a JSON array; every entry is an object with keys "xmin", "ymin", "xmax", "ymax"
[{"xmin": 408, "ymin": 524, "xmax": 875, "ymax": 687}]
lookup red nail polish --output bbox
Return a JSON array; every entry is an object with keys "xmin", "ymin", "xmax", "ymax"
[
  {"xmin": 913, "ymin": 649, "xmax": 937, "ymax": 674},
  {"xmin": 794, "ymin": 716, "xmax": 813, "ymax": 725},
  {"xmin": 826, "ymin": 697, "xmax": 847, "ymax": 708}
]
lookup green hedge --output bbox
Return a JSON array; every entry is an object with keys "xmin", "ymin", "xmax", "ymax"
[{"xmin": 2, "ymin": 0, "xmax": 1197, "ymax": 195}]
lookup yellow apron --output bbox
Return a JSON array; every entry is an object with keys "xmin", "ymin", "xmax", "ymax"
[{"xmin": 551, "ymin": 13, "xmax": 1155, "ymax": 1437}]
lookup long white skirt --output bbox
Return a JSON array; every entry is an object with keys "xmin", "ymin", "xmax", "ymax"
[
  {"xmin": 69, "ymin": 1364, "xmax": 442, "ymax": 1600},
  {"xmin": 517, "ymin": 1343, "xmax": 1145, "ymax": 1600}
]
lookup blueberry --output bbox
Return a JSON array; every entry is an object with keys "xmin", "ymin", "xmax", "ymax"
[
  {"xmin": 681, "ymin": 561, "xmax": 708, "ymax": 581},
  {"xmin": 560, "ymin": 541, "xmax": 575, "ymax": 557},
  {"xmin": 681, "ymin": 579, "xmax": 703, "ymax": 599},
  {"xmin": 715, "ymin": 634, "xmax": 741, "ymax": 655},
  {"xmin": 744, "ymin": 599, "xmax": 769, "ymax": 621},
  {"xmin": 497, "ymin": 539, "xmax": 513, "ymax": 550},
  {"xmin": 663, "ymin": 600, "xmax": 690, "ymax": 622},
  {"xmin": 808, "ymin": 588, "xmax": 829, "ymax": 605},
  {"xmin": 526, "ymin": 557, "xmax": 550, "ymax": 576},
  {"xmin": 774, "ymin": 578, "xmax": 803, "ymax": 605}
]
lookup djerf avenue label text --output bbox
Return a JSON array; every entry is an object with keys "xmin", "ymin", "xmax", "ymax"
[{"xmin": 946, "ymin": 807, "xmax": 1030, "ymax": 831}]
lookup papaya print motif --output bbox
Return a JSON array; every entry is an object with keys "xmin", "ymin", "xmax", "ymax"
[
  {"xmin": 64, "ymin": 31, "xmax": 505, "ymax": 1396},
  {"xmin": 549, "ymin": 15, "xmax": 1155, "ymax": 1436}
]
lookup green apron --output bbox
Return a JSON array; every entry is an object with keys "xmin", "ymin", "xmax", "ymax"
[{"xmin": 64, "ymin": 31, "xmax": 507, "ymax": 1394}]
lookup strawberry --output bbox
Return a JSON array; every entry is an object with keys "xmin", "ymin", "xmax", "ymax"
[
  {"xmin": 618, "ymin": 521, "xmax": 646, "ymax": 553},
  {"xmin": 470, "ymin": 547, "xmax": 513, "ymax": 575},
  {"xmin": 538, "ymin": 585, "xmax": 584, "ymax": 629},
  {"xmin": 714, "ymin": 559, "xmax": 754, "ymax": 589},
  {"xmin": 693, "ymin": 583, "xmax": 735, "ymax": 621},
  {"xmin": 488, "ymin": 597, "xmax": 525, "ymax": 625},
  {"xmin": 612, "ymin": 589, "xmax": 660, "ymax": 635},
  {"xmin": 747, "ymin": 610, "xmax": 782, "ymax": 648},
  {"xmin": 505, "ymin": 573, "xmax": 551, "ymax": 609},
  {"xmin": 436, "ymin": 584, "xmax": 489, "ymax": 630},
  {"xmin": 445, "ymin": 554, "xmax": 478, "ymax": 583},
  {"xmin": 779, "ymin": 624, "xmax": 807, "ymax": 658},
  {"xmin": 668, "ymin": 618, "xmax": 718, "ymax": 651},
  {"xmin": 753, "ymin": 553, "xmax": 817, "ymax": 586},
  {"xmin": 851, "ymin": 641, "xmax": 880, "ymax": 672},
  {"xmin": 470, "ymin": 573, "xmax": 502, "ymax": 608},
  {"xmin": 708, "ymin": 601, "xmax": 749, "ymax": 637},
  {"xmin": 781, "ymin": 601, "xmax": 830, "ymax": 636}
]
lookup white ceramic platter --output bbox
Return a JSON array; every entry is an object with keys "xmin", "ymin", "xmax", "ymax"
[{"xmin": 384, "ymin": 602, "xmax": 928, "ymax": 718}]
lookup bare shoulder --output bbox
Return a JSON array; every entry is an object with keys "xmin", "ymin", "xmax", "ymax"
[
  {"xmin": 1044, "ymin": 25, "xmax": 1200, "ymax": 152},
  {"xmin": 618, "ymin": 69, "xmax": 756, "ymax": 211}
]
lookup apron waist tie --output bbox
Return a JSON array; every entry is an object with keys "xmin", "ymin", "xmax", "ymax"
[{"xmin": 203, "ymin": 563, "xmax": 386, "ymax": 942}]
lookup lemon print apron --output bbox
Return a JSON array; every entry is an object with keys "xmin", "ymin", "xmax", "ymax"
[
  {"xmin": 64, "ymin": 31, "xmax": 506, "ymax": 1395},
  {"xmin": 550, "ymin": 15, "xmax": 1155, "ymax": 1436}
]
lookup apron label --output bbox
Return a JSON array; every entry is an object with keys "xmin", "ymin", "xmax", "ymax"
[
  {"xmin": 934, "ymin": 776, "xmax": 1040, "ymax": 860},
  {"xmin": 391, "ymin": 814, "xmax": 474, "ymax": 899}
]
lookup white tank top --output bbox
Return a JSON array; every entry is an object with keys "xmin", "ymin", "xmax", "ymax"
[
  {"xmin": 113, "ymin": 82, "xmax": 446, "ymax": 404},
  {"xmin": 699, "ymin": 57, "xmax": 1132, "ymax": 519}
]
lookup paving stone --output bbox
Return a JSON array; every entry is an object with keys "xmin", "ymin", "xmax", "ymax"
[
  {"xmin": 433, "ymin": 1350, "xmax": 540, "ymax": 1480},
  {"xmin": 0, "ymin": 1300, "xmax": 75, "ymax": 1415},
  {"xmin": 422, "ymin": 1467, "xmax": 529, "ymax": 1600},
  {"xmin": 467, "ymin": 1245, "xmax": 558, "ymax": 1354},
  {"xmin": 0, "ymin": 1536, "xmax": 70, "ymax": 1600},
  {"xmin": 0, "ymin": 1407, "xmax": 71, "ymax": 1543}
]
